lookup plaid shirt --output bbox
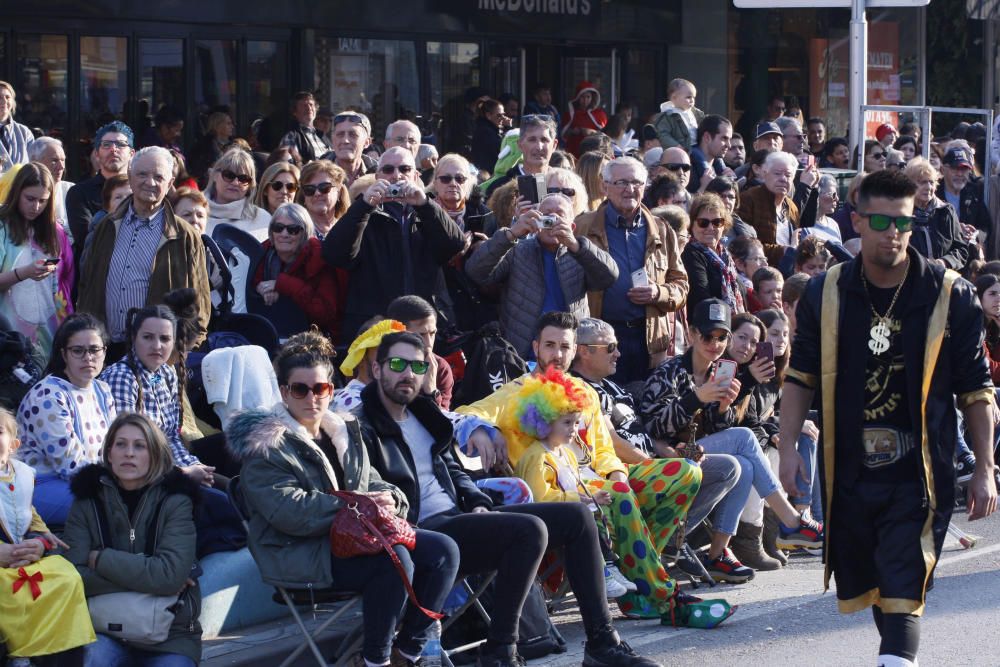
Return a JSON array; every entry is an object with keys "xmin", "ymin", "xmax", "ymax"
[{"xmin": 99, "ymin": 354, "xmax": 199, "ymax": 466}]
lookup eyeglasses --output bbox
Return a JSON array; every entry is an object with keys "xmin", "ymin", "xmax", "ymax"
[
  {"xmin": 302, "ymin": 182, "xmax": 334, "ymax": 197},
  {"xmin": 270, "ymin": 222, "xmax": 304, "ymax": 235},
  {"xmin": 392, "ymin": 136, "xmax": 419, "ymax": 145},
  {"xmin": 699, "ymin": 332, "xmax": 730, "ymax": 343},
  {"xmin": 285, "ymin": 382, "xmax": 334, "ymax": 399},
  {"xmin": 581, "ymin": 342, "xmax": 619, "ymax": 354},
  {"xmin": 608, "ymin": 179, "xmax": 644, "ymax": 189},
  {"xmin": 869, "ymin": 151, "xmax": 887, "ymax": 160},
  {"xmin": 99, "ymin": 140, "xmax": 130, "ymax": 150},
  {"xmin": 380, "ymin": 164, "xmax": 414, "ymax": 175},
  {"xmin": 547, "ymin": 186, "xmax": 576, "ymax": 197},
  {"xmin": 221, "ymin": 170, "xmax": 252, "ymax": 185},
  {"xmin": 660, "ymin": 163, "xmax": 691, "ymax": 173},
  {"xmin": 784, "ymin": 133, "xmax": 806, "ymax": 141},
  {"xmin": 437, "ymin": 173, "xmax": 468, "ymax": 185},
  {"xmin": 66, "ymin": 345, "xmax": 106, "ymax": 359},
  {"xmin": 858, "ymin": 212, "xmax": 914, "ymax": 233},
  {"xmin": 269, "ymin": 181, "xmax": 298, "ymax": 193},
  {"xmin": 695, "ymin": 217, "xmax": 726, "ymax": 229},
  {"xmin": 385, "ymin": 357, "xmax": 430, "ymax": 375}
]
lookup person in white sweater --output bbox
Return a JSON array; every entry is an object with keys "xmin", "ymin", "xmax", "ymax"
[{"xmin": 204, "ymin": 148, "xmax": 271, "ymax": 242}]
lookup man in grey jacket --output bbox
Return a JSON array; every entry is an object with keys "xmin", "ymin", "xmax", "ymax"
[{"xmin": 465, "ymin": 192, "xmax": 619, "ymax": 358}]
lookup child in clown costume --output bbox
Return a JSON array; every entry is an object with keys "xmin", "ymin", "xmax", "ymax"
[{"xmin": 0, "ymin": 407, "xmax": 95, "ymax": 664}]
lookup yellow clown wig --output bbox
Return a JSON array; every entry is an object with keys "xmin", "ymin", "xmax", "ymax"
[
  {"xmin": 339, "ymin": 319, "xmax": 406, "ymax": 377},
  {"xmin": 501, "ymin": 367, "xmax": 590, "ymax": 441}
]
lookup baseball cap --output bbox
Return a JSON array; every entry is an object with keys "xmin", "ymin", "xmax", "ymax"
[
  {"xmin": 333, "ymin": 111, "xmax": 372, "ymax": 136},
  {"xmin": 755, "ymin": 122, "xmax": 781, "ymax": 140},
  {"xmin": 690, "ymin": 298, "xmax": 732, "ymax": 335},
  {"xmin": 643, "ymin": 147, "xmax": 663, "ymax": 170},
  {"xmin": 942, "ymin": 145, "xmax": 973, "ymax": 169},
  {"xmin": 875, "ymin": 123, "xmax": 897, "ymax": 143}
]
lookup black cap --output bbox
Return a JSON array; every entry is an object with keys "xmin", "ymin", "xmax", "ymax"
[
  {"xmin": 690, "ymin": 298, "xmax": 732, "ymax": 335},
  {"xmin": 942, "ymin": 145, "xmax": 973, "ymax": 168}
]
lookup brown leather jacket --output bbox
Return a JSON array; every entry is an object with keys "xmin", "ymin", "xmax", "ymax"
[
  {"xmin": 574, "ymin": 201, "xmax": 688, "ymax": 364},
  {"xmin": 735, "ymin": 184, "xmax": 800, "ymax": 266}
]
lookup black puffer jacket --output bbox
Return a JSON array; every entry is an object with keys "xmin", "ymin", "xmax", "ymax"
[{"xmin": 910, "ymin": 198, "xmax": 968, "ymax": 270}]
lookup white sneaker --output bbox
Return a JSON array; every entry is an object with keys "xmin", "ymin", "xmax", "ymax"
[
  {"xmin": 606, "ymin": 563, "xmax": 637, "ymax": 593},
  {"xmin": 604, "ymin": 565, "xmax": 629, "ymax": 599}
]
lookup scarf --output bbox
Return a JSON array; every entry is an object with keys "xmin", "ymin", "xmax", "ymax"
[{"xmin": 690, "ymin": 240, "xmax": 746, "ymax": 313}]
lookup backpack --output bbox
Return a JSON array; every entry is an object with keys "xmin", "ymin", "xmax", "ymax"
[{"xmin": 451, "ymin": 322, "xmax": 527, "ymax": 407}]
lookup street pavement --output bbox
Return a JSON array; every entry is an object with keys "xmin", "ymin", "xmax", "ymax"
[{"xmin": 546, "ymin": 509, "xmax": 1000, "ymax": 667}]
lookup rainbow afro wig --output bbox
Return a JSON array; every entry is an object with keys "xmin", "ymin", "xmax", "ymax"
[{"xmin": 501, "ymin": 367, "xmax": 591, "ymax": 441}]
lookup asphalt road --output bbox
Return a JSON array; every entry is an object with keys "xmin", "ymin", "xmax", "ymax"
[{"xmin": 546, "ymin": 509, "xmax": 1000, "ymax": 667}]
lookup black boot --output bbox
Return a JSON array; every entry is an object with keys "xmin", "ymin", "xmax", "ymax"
[
  {"xmin": 730, "ymin": 521, "xmax": 782, "ymax": 571},
  {"xmin": 762, "ymin": 508, "xmax": 788, "ymax": 566},
  {"xmin": 583, "ymin": 627, "xmax": 663, "ymax": 667},
  {"xmin": 477, "ymin": 643, "xmax": 525, "ymax": 667}
]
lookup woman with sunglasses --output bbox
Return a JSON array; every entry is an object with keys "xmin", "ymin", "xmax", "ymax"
[
  {"xmin": 226, "ymin": 331, "xmax": 459, "ymax": 667},
  {"xmin": 639, "ymin": 299, "xmax": 824, "ymax": 583},
  {"xmin": 254, "ymin": 162, "xmax": 300, "ymax": 215},
  {"xmin": 252, "ymin": 202, "xmax": 346, "ymax": 341},
  {"xmin": 857, "ymin": 139, "xmax": 888, "ymax": 174},
  {"xmin": 15, "ymin": 313, "xmax": 117, "ymax": 525},
  {"xmin": 430, "ymin": 154, "xmax": 489, "ymax": 232},
  {"xmin": 682, "ymin": 193, "xmax": 747, "ymax": 318},
  {"xmin": 296, "ymin": 159, "xmax": 351, "ymax": 240},
  {"xmin": 546, "ymin": 167, "xmax": 589, "ymax": 216},
  {"xmin": 204, "ymin": 148, "xmax": 271, "ymax": 242},
  {"xmin": 902, "ymin": 157, "xmax": 968, "ymax": 270}
]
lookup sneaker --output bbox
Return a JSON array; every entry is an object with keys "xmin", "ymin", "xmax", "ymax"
[
  {"xmin": 776, "ymin": 512, "xmax": 824, "ymax": 551},
  {"xmin": 702, "ymin": 548, "xmax": 754, "ymax": 584},
  {"xmin": 604, "ymin": 565, "xmax": 629, "ymax": 599},
  {"xmin": 607, "ymin": 563, "xmax": 637, "ymax": 592},
  {"xmin": 583, "ymin": 628, "xmax": 663, "ymax": 667},
  {"xmin": 955, "ymin": 453, "xmax": 976, "ymax": 483}
]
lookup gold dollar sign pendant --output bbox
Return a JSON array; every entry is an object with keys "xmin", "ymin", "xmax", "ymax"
[{"xmin": 868, "ymin": 319, "xmax": 891, "ymax": 355}]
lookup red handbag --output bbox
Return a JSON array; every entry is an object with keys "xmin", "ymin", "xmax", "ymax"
[{"xmin": 329, "ymin": 490, "xmax": 442, "ymax": 620}]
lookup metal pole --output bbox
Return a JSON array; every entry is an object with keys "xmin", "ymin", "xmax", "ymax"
[{"xmin": 850, "ymin": 0, "xmax": 868, "ymax": 168}]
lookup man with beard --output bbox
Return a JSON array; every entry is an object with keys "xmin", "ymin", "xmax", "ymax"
[
  {"xmin": 356, "ymin": 331, "xmax": 661, "ymax": 667},
  {"xmin": 456, "ymin": 313, "xmax": 729, "ymax": 622},
  {"xmin": 66, "ymin": 121, "xmax": 134, "ymax": 262},
  {"xmin": 778, "ymin": 170, "xmax": 997, "ymax": 667}
]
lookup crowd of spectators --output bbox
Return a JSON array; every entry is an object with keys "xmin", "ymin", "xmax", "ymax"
[{"xmin": 0, "ymin": 71, "xmax": 998, "ymax": 667}]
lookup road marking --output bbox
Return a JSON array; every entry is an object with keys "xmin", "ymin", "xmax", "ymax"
[{"xmin": 937, "ymin": 540, "xmax": 1000, "ymax": 568}]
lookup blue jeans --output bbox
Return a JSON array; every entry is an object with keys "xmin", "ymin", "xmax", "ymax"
[
  {"xmin": 793, "ymin": 434, "xmax": 823, "ymax": 521},
  {"xmin": 32, "ymin": 473, "xmax": 74, "ymax": 526},
  {"xmin": 684, "ymin": 454, "xmax": 741, "ymax": 531},
  {"xmin": 84, "ymin": 634, "xmax": 194, "ymax": 667},
  {"xmin": 329, "ymin": 528, "xmax": 459, "ymax": 664},
  {"xmin": 697, "ymin": 427, "xmax": 783, "ymax": 535}
]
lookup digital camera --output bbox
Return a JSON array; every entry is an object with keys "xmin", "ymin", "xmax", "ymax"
[
  {"xmin": 387, "ymin": 184, "xmax": 404, "ymax": 198},
  {"xmin": 538, "ymin": 215, "xmax": 557, "ymax": 228}
]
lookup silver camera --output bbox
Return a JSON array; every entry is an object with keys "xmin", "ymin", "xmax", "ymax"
[
  {"xmin": 538, "ymin": 215, "xmax": 558, "ymax": 228},
  {"xmin": 387, "ymin": 184, "xmax": 404, "ymax": 198}
]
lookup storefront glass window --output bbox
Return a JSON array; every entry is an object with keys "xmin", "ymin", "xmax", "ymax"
[
  {"xmin": 428, "ymin": 42, "xmax": 480, "ymax": 121},
  {"xmin": 138, "ymin": 39, "xmax": 184, "ymax": 123},
  {"xmin": 80, "ymin": 36, "xmax": 128, "ymax": 145},
  {"xmin": 488, "ymin": 46, "xmax": 521, "ymax": 112},
  {"xmin": 562, "ymin": 55, "xmax": 614, "ymax": 119},
  {"xmin": 15, "ymin": 34, "xmax": 68, "ymax": 141},
  {"xmin": 247, "ymin": 40, "xmax": 289, "ymax": 148},
  {"xmin": 314, "ymin": 37, "xmax": 419, "ymax": 141},
  {"xmin": 194, "ymin": 39, "xmax": 238, "ymax": 134},
  {"xmin": 622, "ymin": 49, "xmax": 658, "ymax": 129}
]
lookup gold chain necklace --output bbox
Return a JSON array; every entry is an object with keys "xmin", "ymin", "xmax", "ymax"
[{"xmin": 860, "ymin": 259, "xmax": 909, "ymax": 356}]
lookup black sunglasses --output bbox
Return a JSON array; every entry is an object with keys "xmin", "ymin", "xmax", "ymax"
[
  {"xmin": 380, "ymin": 164, "xmax": 414, "ymax": 175},
  {"xmin": 696, "ymin": 217, "xmax": 725, "ymax": 229},
  {"xmin": 285, "ymin": 382, "xmax": 333, "ymax": 399},
  {"xmin": 581, "ymin": 342, "xmax": 618, "ymax": 354},
  {"xmin": 334, "ymin": 113, "xmax": 366, "ymax": 127},
  {"xmin": 269, "ymin": 181, "xmax": 298, "ymax": 193},
  {"xmin": 270, "ymin": 222, "xmax": 304, "ymax": 235},
  {"xmin": 437, "ymin": 173, "xmax": 468, "ymax": 184},
  {"xmin": 302, "ymin": 182, "xmax": 334, "ymax": 197},
  {"xmin": 661, "ymin": 163, "xmax": 691, "ymax": 172},
  {"xmin": 547, "ymin": 186, "xmax": 576, "ymax": 197},
  {"xmin": 221, "ymin": 169, "xmax": 252, "ymax": 185}
]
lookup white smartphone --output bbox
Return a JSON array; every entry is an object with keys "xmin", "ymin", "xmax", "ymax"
[
  {"xmin": 712, "ymin": 359, "xmax": 738, "ymax": 385},
  {"xmin": 630, "ymin": 268, "xmax": 649, "ymax": 288}
]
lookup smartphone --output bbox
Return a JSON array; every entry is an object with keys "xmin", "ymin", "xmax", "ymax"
[
  {"xmin": 755, "ymin": 341, "xmax": 774, "ymax": 363},
  {"xmin": 630, "ymin": 268, "xmax": 649, "ymax": 288},
  {"xmin": 797, "ymin": 154, "xmax": 816, "ymax": 170},
  {"xmin": 712, "ymin": 359, "xmax": 738, "ymax": 385},
  {"xmin": 516, "ymin": 174, "xmax": 540, "ymax": 205},
  {"xmin": 43, "ymin": 258, "xmax": 60, "ymax": 266}
]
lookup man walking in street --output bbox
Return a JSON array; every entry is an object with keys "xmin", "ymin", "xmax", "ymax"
[{"xmin": 777, "ymin": 169, "xmax": 997, "ymax": 667}]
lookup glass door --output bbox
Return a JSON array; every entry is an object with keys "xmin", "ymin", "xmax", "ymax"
[{"xmin": 560, "ymin": 49, "xmax": 618, "ymax": 119}]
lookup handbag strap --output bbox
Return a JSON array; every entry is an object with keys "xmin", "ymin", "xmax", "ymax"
[{"xmin": 343, "ymin": 500, "xmax": 443, "ymax": 621}]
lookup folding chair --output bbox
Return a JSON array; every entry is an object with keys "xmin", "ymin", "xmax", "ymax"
[
  {"xmin": 228, "ymin": 476, "xmax": 363, "ymax": 667},
  {"xmin": 441, "ymin": 573, "xmax": 496, "ymax": 658}
]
